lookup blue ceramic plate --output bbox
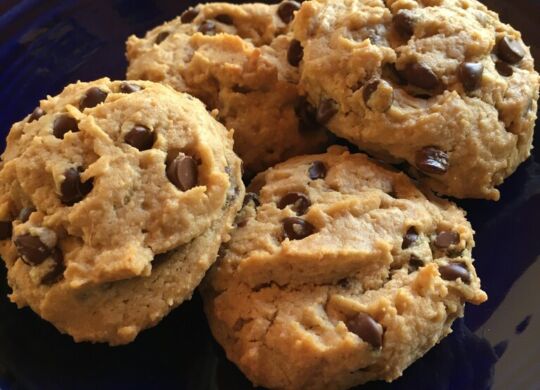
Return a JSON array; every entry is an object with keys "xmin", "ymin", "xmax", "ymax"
[{"xmin": 0, "ymin": 1, "xmax": 538, "ymax": 389}]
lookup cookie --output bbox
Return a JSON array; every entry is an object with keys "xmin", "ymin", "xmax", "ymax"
[
  {"xmin": 292, "ymin": 0, "xmax": 539, "ymax": 200},
  {"xmin": 202, "ymin": 146, "xmax": 487, "ymax": 390},
  {"xmin": 126, "ymin": 1, "xmax": 331, "ymax": 176},
  {"xmin": 0, "ymin": 78, "xmax": 244, "ymax": 345}
]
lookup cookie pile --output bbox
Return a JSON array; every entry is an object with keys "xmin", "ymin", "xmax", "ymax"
[{"xmin": 0, "ymin": 0, "xmax": 538, "ymax": 389}]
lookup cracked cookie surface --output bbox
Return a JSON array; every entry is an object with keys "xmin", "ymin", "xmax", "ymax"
[
  {"xmin": 293, "ymin": 0, "xmax": 539, "ymax": 200},
  {"xmin": 126, "ymin": 1, "xmax": 331, "ymax": 176},
  {"xmin": 202, "ymin": 146, "xmax": 486, "ymax": 390},
  {"xmin": 0, "ymin": 78, "xmax": 244, "ymax": 344}
]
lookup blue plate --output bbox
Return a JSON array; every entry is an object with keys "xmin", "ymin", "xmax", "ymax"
[{"xmin": 0, "ymin": 1, "xmax": 538, "ymax": 389}]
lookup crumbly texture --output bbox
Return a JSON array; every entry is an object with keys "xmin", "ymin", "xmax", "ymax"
[
  {"xmin": 126, "ymin": 2, "xmax": 331, "ymax": 176},
  {"xmin": 0, "ymin": 78, "xmax": 245, "ymax": 344},
  {"xmin": 293, "ymin": 0, "xmax": 539, "ymax": 200},
  {"xmin": 202, "ymin": 146, "xmax": 487, "ymax": 390}
]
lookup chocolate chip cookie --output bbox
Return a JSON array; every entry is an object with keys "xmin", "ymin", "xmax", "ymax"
[
  {"xmin": 202, "ymin": 146, "xmax": 487, "ymax": 389},
  {"xmin": 126, "ymin": 1, "xmax": 331, "ymax": 176},
  {"xmin": 0, "ymin": 78, "xmax": 244, "ymax": 345},
  {"xmin": 293, "ymin": 0, "xmax": 539, "ymax": 200}
]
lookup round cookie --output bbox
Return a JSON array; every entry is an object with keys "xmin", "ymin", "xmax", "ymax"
[
  {"xmin": 202, "ymin": 146, "xmax": 487, "ymax": 390},
  {"xmin": 0, "ymin": 78, "xmax": 244, "ymax": 345},
  {"xmin": 292, "ymin": 0, "xmax": 539, "ymax": 200},
  {"xmin": 126, "ymin": 1, "xmax": 331, "ymax": 176}
]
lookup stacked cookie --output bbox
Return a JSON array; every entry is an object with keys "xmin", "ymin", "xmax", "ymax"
[{"xmin": 0, "ymin": 0, "xmax": 538, "ymax": 388}]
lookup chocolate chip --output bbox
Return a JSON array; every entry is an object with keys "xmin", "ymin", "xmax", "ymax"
[
  {"xmin": 316, "ymin": 98, "xmax": 338, "ymax": 124},
  {"xmin": 434, "ymin": 231, "xmax": 460, "ymax": 248},
  {"xmin": 14, "ymin": 234, "xmax": 51, "ymax": 266},
  {"xmin": 404, "ymin": 63, "xmax": 440, "ymax": 90},
  {"xmin": 495, "ymin": 60, "xmax": 513, "ymax": 77},
  {"xmin": 362, "ymin": 79, "xmax": 394, "ymax": 112},
  {"xmin": 282, "ymin": 217, "xmax": 315, "ymax": 240},
  {"xmin": 166, "ymin": 153, "xmax": 198, "ymax": 191},
  {"xmin": 155, "ymin": 31, "xmax": 170, "ymax": 44},
  {"xmin": 215, "ymin": 14, "xmax": 233, "ymax": 25},
  {"xmin": 120, "ymin": 82, "xmax": 142, "ymax": 94},
  {"xmin": 199, "ymin": 21, "xmax": 216, "ymax": 35},
  {"xmin": 28, "ymin": 107, "xmax": 45, "ymax": 123},
  {"xmin": 415, "ymin": 146, "xmax": 449, "ymax": 175},
  {"xmin": 53, "ymin": 115, "xmax": 79, "ymax": 139},
  {"xmin": 296, "ymin": 98, "xmax": 318, "ymax": 130},
  {"xmin": 382, "ymin": 63, "xmax": 406, "ymax": 86},
  {"xmin": 402, "ymin": 227, "xmax": 418, "ymax": 249},
  {"xmin": 243, "ymin": 192, "xmax": 260, "ymax": 207},
  {"xmin": 439, "ymin": 263, "xmax": 471, "ymax": 284},
  {"xmin": 80, "ymin": 87, "xmax": 108, "ymax": 110},
  {"xmin": 497, "ymin": 36, "xmax": 525, "ymax": 64},
  {"xmin": 125, "ymin": 125, "xmax": 155, "ymax": 151},
  {"xmin": 18, "ymin": 207, "xmax": 35, "ymax": 223},
  {"xmin": 278, "ymin": 1, "xmax": 301, "ymax": 24},
  {"xmin": 181, "ymin": 7, "xmax": 199, "ymax": 23},
  {"xmin": 308, "ymin": 161, "xmax": 327, "ymax": 180},
  {"xmin": 458, "ymin": 62, "xmax": 484, "ymax": 91},
  {"xmin": 232, "ymin": 85, "xmax": 253, "ymax": 94},
  {"xmin": 60, "ymin": 167, "xmax": 93, "ymax": 206},
  {"xmin": 409, "ymin": 255, "xmax": 424, "ymax": 271},
  {"xmin": 278, "ymin": 193, "xmax": 311, "ymax": 215},
  {"xmin": 0, "ymin": 221, "xmax": 12, "ymax": 240},
  {"xmin": 41, "ymin": 249, "xmax": 65, "ymax": 285},
  {"xmin": 393, "ymin": 10, "xmax": 415, "ymax": 39},
  {"xmin": 363, "ymin": 80, "xmax": 380, "ymax": 106},
  {"xmin": 345, "ymin": 313, "xmax": 383, "ymax": 349},
  {"xmin": 287, "ymin": 39, "xmax": 303, "ymax": 67}
]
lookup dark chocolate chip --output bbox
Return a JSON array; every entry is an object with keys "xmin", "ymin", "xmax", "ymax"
[
  {"xmin": 120, "ymin": 82, "xmax": 142, "ymax": 94},
  {"xmin": 393, "ymin": 10, "xmax": 415, "ymax": 39},
  {"xmin": 316, "ymin": 98, "xmax": 338, "ymax": 124},
  {"xmin": 80, "ymin": 87, "xmax": 108, "ymax": 110},
  {"xmin": 287, "ymin": 39, "xmax": 303, "ymax": 67},
  {"xmin": 125, "ymin": 125, "xmax": 155, "ymax": 151},
  {"xmin": 155, "ymin": 31, "xmax": 170, "ymax": 44},
  {"xmin": 28, "ymin": 107, "xmax": 45, "ymax": 123},
  {"xmin": 458, "ymin": 62, "xmax": 484, "ymax": 91},
  {"xmin": 215, "ymin": 14, "xmax": 233, "ymax": 25},
  {"xmin": 434, "ymin": 231, "xmax": 460, "ymax": 248},
  {"xmin": 181, "ymin": 7, "xmax": 199, "ymax": 23},
  {"xmin": 363, "ymin": 80, "xmax": 380, "ymax": 106},
  {"xmin": 243, "ymin": 192, "xmax": 260, "ymax": 207},
  {"xmin": 166, "ymin": 153, "xmax": 198, "ymax": 191},
  {"xmin": 402, "ymin": 227, "xmax": 418, "ymax": 249},
  {"xmin": 41, "ymin": 249, "xmax": 65, "ymax": 285},
  {"xmin": 308, "ymin": 161, "xmax": 327, "ymax": 180},
  {"xmin": 409, "ymin": 255, "xmax": 424, "ymax": 271},
  {"xmin": 0, "ymin": 221, "xmax": 12, "ymax": 240},
  {"xmin": 14, "ymin": 234, "xmax": 51, "ymax": 266},
  {"xmin": 439, "ymin": 263, "xmax": 471, "ymax": 284},
  {"xmin": 495, "ymin": 60, "xmax": 513, "ymax": 77},
  {"xmin": 18, "ymin": 207, "xmax": 35, "ymax": 223},
  {"xmin": 345, "ymin": 312, "xmax": 383, "ymax": 349},
  {"xmin": 415, "ymin": 146, "xmax": 449, "ymax": 175},
  {"xmin": 382, "ymin": 63, "xmax": 406, "ymax": 86},
  {"xmin": 404, "ymin": 63, "xmax": 440, "ymax": 90},
  {"xmin": 497, "ymin": 36, "xmax": 525, "ymax": 64},
  {"xmin": 60, "ymin": 167, "xmax": 93, "ymax": 206},
  {"xmin": 278, "ymin": 1, "xmax": 301, "ymax": 24},
  {"xmin": 53, "ymin": 115, "xmax": 79, "ymax": 139},
  {"xmin": 282, "ymin": 217, "xmax": 315, "ymax": 240},
  {"xmin": 199, "ymin": 21, "xmax": 217, "ymax": 35},
  {"xmin": 296, "ymin": 98, "xmax": 318, "ymax": 130},
  {"xmin": 278, "ymin": 193, "xmax": 311, "ymax": 215}
]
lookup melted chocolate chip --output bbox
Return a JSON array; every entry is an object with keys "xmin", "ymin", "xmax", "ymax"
[
  {"xmin": 316, "ymin": 98, "xmax": 338, "ymax": 124},
  {"xmin": 53, "ymin": 115, "xmax": 79, "ymax": 139},
  {"xmin": 415, "ymin": 146, "xmax": 449, "ymax": 175},
  {"xmin": 308, "ymin": 161, "xmax": 327, "ymax": 180},
  {"xmin": 0, "ymin": 221, "xmax": 12, "ymax": 240},
  {"xmin": 14, "ymin": 234, "xmax": 51, "ymax": 266},
  {"xmin": 243, "ymin": 192, "xmax": 260, "ymax": 207},
  {"xmin": 434, "ymin": 231, "xmax": 460, "ymax": 248},
  {"xmin": 497, "ymin": 36, "xmax": 525, "ymax": 64},
  {"xmin": 120, "ymin": 82, "xmax": 142, "ymax": 94},
  {"xmin": 28, "ymin": 107, "xmax": 45, "ymax": 123},
  {"xmin": 278, "ymin": 1, "xmax": 301, "ymax": 24},
  {"xmin": 404, "ymin": 63, "xmax": 440, "ymax": 90},
  {"xmin": 125, "ymin": 125, "xmax": 155, "ymax": 151},
  {"xmin": 495, "ymin": 60, "xmax": 513, "ymax": 77},
  {"xmin": 199, "ymin": 21, "xmax": 217, "ymax": 35},
  {"xmin": 282, "ymin": 217, "xmax": 315, "ymax": 240},
  {"xmin": 287, "ymin": 39, "xmax": 303, "ymax": 67},
  {"xmin": 166, "ymin": 153, "xmax": 198, "ymax": 191},
  {"xmin": 80, "ymin": 87, "xmax": 108, "ymax": 110},
  {"xmin": 41, "ymin": 249, "xmax": 65, "ymax": 285},
  {"xmin": 409, "ymin": 255, "xmax": 424, "ymax": 271},
  {"xmin": 363, "ymin": 80, "xmax": 380, "ymax": 105},
  {"xmin": 439, "ymin": 263, "xmax": 471, "ymax": 284},
  {"xmin": 393, "ymin": 10, "xmax": 415, "ymax": 39},
  {"xmin": 458, "ymin": 62, "xmax": 484, "ymax": 91},
  {"xmin": 402, "ymin": 227, "xmax": 418, "ymax": 249},
  {"xmin": 382, "ymin": 63, "xmax": 406, "ymax": 86},
  {"xmin": 181, "ymin": 8, "xmax": 199, "ymax": 23},
  {"xmin": 345, "ymin": 313, "xmax": 383, "ymax": 349},
  {"xmin": 60, "ymin": 168, "xmax": 93, "ymax": 206},
  {"xmin": 278, "ymin": 193, "xmax": 311, "ymax": 215},
  {"xmin": 155, "ymin": 31, "xmax": 170, "ymax": 44},
  {"xmin": 215, "ymin": 14, "xmax": 233, "ymax": 25},
  {"xmin": 18, "ymin": 207, "xmax": 35, "ymax": 223}
]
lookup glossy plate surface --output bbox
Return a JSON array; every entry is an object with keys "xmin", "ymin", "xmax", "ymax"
[{"xmin": 0, "ymin": 1, "xmax": 539, "ymax": 389}]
